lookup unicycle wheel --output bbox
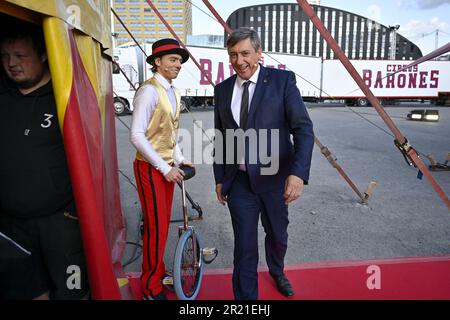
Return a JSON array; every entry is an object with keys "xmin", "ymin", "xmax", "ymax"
[{"xmin": 173, "ymin": 228, "xmax": 204, "ymax": 300}]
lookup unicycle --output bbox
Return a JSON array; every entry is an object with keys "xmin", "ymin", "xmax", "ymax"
[{"xmin": 166, "ymin": 165, "xmax": 218, "ymax": 300}]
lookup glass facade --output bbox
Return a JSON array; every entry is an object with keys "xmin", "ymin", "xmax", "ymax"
[{"xmin": 225, "ymin": 4, "xmax": 422, "ymax": 60}]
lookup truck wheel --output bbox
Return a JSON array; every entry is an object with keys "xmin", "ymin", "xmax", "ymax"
[
  {"xmin": 114, "ymin": 97, "xmax": 127, "ymax": 115},
  {"xmin": 356, "ymin": 98, "xmax": 369, "ymax": 107}
]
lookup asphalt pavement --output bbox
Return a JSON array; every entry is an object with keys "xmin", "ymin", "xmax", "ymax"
[{"xmin": 116, "ymin": 104, "xmax": 450, "ymax": 273}]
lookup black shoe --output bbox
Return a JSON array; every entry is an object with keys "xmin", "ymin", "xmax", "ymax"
[
  {"xmin": 143, "ymin": 291, "xmax": 168, "ymax": 300},
  {"xmin": 272, "ymin": 274, "xmax": 294, "ymax": 297}
]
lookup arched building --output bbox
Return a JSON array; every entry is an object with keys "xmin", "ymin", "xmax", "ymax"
[{"xmin": 225, "ymin": 4, "xmax": 422, "ymax": 60}]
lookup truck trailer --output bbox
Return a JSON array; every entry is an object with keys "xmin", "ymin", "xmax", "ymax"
[{"xmin": 112, "ymin": 43, "xmax": 450, "ymax": 115}]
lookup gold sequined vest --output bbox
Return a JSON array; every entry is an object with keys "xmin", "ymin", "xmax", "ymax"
[{"xmin": 135, "ymin": 77, "xmax": 181, "ymax": 164}]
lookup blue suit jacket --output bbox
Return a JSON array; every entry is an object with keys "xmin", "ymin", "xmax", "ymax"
[{"xmin": 213, "ymin": 65, "xmax": 314, "ymax": 195}]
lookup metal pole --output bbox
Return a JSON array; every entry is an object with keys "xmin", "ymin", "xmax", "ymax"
[
  {"xmin": 181, "ymin": 181, "xmax": 189, "ymax": 230},
  {"xmin": 296, "ymin": 0, "xmax": 450, "ymax": 210},
  {"xmin": 314, "ymin": 137, "xmax": 365, "ymax": 202},
  {"xmin": 201, "ymin": 0, "xmax": 233, "ymax": 34}
]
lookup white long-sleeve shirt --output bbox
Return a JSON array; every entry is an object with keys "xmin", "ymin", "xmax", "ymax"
[
  {"xmin": 230, "ymin": 65, "xmax": 260, "ymax": 171},
  {"xmin": 130, "ymin": 73, "xmax": 185, "ymax": 175},
  {"xmin": 230, "ymin": 65, "xmax": 260, "ymax": 125}
]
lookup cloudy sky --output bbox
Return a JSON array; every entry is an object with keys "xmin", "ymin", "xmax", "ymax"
[{"xmin": 191, "ymin": 0, "xmax": 450, "ymax": 55}]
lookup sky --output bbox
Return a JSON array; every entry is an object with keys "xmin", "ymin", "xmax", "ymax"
[{"xmin": 190, "ymin": 0, "xmax": 450, "ymax": 55}]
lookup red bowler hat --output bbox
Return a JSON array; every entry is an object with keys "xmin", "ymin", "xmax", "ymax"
[{"xmin": 146, "ymin": 38, "xmax": 189, "ymax": 64}]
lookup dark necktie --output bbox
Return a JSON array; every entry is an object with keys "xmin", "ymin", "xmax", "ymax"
[{"xmin": 240, "ymin": 81, "xmax": 250, "ymax": 128}]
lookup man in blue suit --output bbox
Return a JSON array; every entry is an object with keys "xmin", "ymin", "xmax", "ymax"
[{"xmin": 213, "ymin": 28, "xmax": 314, "ymax": 300}]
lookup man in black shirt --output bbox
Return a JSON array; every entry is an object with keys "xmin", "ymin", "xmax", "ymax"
[{"xmin": 0, "ymin": 21, "xmax": 89, "ymax": 300}]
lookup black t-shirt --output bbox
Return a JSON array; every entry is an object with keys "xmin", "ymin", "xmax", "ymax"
[{"xmin": 0, "ymin": 78, "xmax": 73, "ymax": 218}]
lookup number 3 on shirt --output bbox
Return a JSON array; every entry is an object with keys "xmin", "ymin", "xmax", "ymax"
[{"xmin": 41, "ymin": 113, "xmax": 54, "ymax": 129}]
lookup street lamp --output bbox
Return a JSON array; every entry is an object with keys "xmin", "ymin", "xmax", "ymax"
[{"xmin": 388, "ymin": 25, "xmax": 400, "ymax": 60}]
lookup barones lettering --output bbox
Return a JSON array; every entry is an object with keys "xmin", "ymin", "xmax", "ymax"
[
  {"xmin": 199, "ymin": 56, "xmax": 286, "ymax": 85},
  {"xmin": 362, "ymin": 65, "xmax": 440, "ymax": 89}
]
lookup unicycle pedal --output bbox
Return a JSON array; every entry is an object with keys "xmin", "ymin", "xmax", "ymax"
[
  {"xmin": 162, "ymin": 274, "xmax": 174, "ymax": 292},
  {"xmin": 202, "ymin": 247, "xmax": 218, "ymax": 264}
]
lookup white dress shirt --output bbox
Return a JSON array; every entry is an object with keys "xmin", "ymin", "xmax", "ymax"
[
  {"xmin": 230, "ymin": 65, "xmax": 260, "ymax": 171},
  {"xmin": 230, "ymin": 65, "xmax": 260, "ymax": 125},
  {"xmin": 130, "ymin": 73, "xmax": 184, "ymax": 175}
]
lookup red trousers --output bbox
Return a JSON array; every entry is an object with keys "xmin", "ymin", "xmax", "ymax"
[{"xmin": 133, "ymin": 159, "xmax": 174, "ymax": 296}]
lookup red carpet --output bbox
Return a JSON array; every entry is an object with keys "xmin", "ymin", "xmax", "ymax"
[{"xmin": 127, "ymin": 255, "xmax": 450, "ymax": 300}]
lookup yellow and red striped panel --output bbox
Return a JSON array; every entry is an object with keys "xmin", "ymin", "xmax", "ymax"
[
  {"xmin": 0, "ymin": 0, "xmax": 131, "ymax": 299},
  {"xmin": 43, "ymin": 17, "xmax": 131, "ymax": 300}
]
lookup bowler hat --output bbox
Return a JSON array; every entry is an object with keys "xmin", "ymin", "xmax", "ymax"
[{"xmin": 146, "ymin": 38, "xmax": 189, "ymax": 64}]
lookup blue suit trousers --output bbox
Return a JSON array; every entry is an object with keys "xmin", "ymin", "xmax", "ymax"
[{"xmin": 227, "ymin": 171, "xmax": 289, "ymax": 300}]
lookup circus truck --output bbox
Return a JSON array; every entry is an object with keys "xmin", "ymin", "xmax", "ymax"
[{"xmin": 113, "ymin": 42, "xmax": 450, "ymax": 114}]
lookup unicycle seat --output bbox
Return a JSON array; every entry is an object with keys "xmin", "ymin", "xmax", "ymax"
[{"xmin": 180, "ymin": 165, "xmax": 195, "ymax": 180}]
